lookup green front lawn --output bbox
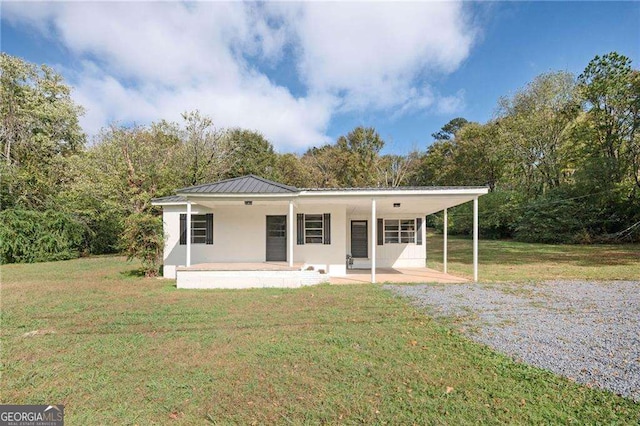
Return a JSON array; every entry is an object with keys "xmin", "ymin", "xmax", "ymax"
[
  {"xmin": 1, "ymin": 256, "xmax": 638, "ymax": 424},
  {"xmin": 427, "ymin": 234, "xmax": 640, "ymax": 281}
]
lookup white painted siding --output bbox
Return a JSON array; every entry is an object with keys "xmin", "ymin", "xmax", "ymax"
[
  {"xmin": 162, "ymin": 203, "xmax": 348, "ymax": 278},
  {"xmin": 294, "ymin": 204, "xmax": 347, "ymax": 276},
  {"xmin": 346, "ymin": 213, "xmax": 426, "ymax": 269}
]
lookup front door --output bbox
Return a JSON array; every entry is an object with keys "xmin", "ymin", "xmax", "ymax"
[
  {"xmin": 351, "ymin": 220, "xmax": 368, "ymax": 258},
  {"xmin": 266, "ymin": 215, "xmax": 287, "ymax": 261}
]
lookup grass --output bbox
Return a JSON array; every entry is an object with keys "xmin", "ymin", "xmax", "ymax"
[
  {"xmin": 2, "ymin": 256, "xmax": 639, "ymax": 424},
  {"xmin": 427, "ymin": 233, "xmax": 640, "ymax": 281}
]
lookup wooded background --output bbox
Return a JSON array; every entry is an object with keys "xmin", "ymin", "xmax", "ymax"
[{"xmin": 1, "ymin": 52, "xmax": 638, "ymax": 273}]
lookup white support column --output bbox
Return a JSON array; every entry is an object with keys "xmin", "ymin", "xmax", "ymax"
[
  {"xmin": 186, "ymin": 200, "xmax": 192, "ymax": 267},
  {"xmin": 288, "ymin": 200, "xmax": 294, "ymax": 267},
  {"xmin": 473, "ymin": 197, "xmax": 478, "ymax": 282},
  {"xmin": 371, "ymin": 198, "xmax": 376, "ymax": 284},
  {"xmin": 443, "ymin": 208, "xmax": 448, "ymax": 274}
]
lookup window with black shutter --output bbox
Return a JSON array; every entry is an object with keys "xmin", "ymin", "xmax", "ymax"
[{"xmin": 179, "ymin": 213, "xmax": 213, "ymax": 245}]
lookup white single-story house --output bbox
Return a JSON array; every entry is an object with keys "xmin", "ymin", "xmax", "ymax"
[{"xmin": 152, "ymin": 175, "xmax": 488, "ymax": 289}]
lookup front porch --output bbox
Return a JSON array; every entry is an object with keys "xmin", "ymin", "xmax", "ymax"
[
  {"xmin": 174, "ymin": 262, "xmax": 466, "ymax": 288},
  {"xmin": 175, "ymin": 262, "xmax": 329, "ymax": 289},
  {"xmin": 330, "ymin": 267, "xmax": 467, "ymax": 285}
]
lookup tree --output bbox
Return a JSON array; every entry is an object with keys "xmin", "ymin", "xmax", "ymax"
[
  {"xmin": 223, "ymin": 129, "xmax": 278, "ymax": 179},
  {"xmin": 377, "ymin": 152, "xmax": 419, "ymax": 187},
  {"xmin": 274, "ymin": 153, "xmax": 317, "ymax": 188},
  {"xmin": 497, "ymin": 71, "xmax": 580, "ymax": 196},
  {"xmin": 121, "ymin": 212, "xmax": 164, "ymax": 277},
  {"xmin": 334, "ymin": 126, "xmax": 385, "ymax": 187},
  {"xmin": 431, "ymin": 117, "xmax": 469, "ymax": 141},
  {"xmin": 301, "ymin": 144, "xmax": 342, "ymax": 187},
  {"xmin": 0, "ymin": 209, "xmax": 86, "ymax": 263},
  {"xmin": 0, "ymin": 53, "xmax": 85, "ymax": 209},
  {"xmin": 453, "ymin": 121, "xmax": 506, "ymax": 191},
  {"xmin": 577, "ymin": 52, "xmax": 640, "ymax": 189},
  {"xmin": 175, "ymin": 111, "xmax": 233, "ymax": 186}
]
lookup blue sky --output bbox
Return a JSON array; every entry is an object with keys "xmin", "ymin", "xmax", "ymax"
[{"xmin": 2, "ymin": 1, "xmax": 638, "ymax": 154}]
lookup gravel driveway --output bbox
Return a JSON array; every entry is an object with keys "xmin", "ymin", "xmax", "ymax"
[{"xmin": 385, "ymin": 281, "xmax": 640, "ymax": 401}]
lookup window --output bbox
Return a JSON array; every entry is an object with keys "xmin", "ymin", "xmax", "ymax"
[
  {"xmin": 384, "ymin": 219, "xmax": 415, "ymax": 244},
  {"xmin": 180, "ymin": 213, "xmax": 213, "ymax": 245},
  {"xmin": 304, "ymin": 214, "xmax": 324, "ymax": 244},
  {"xmin": 190, "ymin": 215, "xmax": 208, "ymax": 244}
]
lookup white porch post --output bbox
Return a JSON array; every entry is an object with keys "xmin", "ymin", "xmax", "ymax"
[
  {"xmin": 186, "ymin": 200, "xmax": 192, "ymax": 267},
  {"xmin": 288, "ymin": 200, "xmax": 294, "ymax": 267},
  {"xmin": 443, "ymin": 208, "xmax": 448, "ymax": 274},
  {"xmin": 371, "ymin": 198, "xmax": 376, "ymax": 284},
  {"xmin": 473, "ymin": 197, "xmax": 478, "ymax": 282}
]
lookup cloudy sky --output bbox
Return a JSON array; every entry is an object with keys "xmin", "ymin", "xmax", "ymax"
[{"xmin": 2, "ymin": 1, "xmax": 638, "ymax": 153}]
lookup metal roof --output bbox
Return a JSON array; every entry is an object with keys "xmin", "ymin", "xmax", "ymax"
[
  {"xmin": 151, "ymin": 195, "xmax": 186, "ymax": 203},
  {"xmin": 177, "ymin": 175, "xmax": 298, "ymax": 194},
  {"xmin": 152, "ymin": 176, "xmax": 489, "ymax": 204}
]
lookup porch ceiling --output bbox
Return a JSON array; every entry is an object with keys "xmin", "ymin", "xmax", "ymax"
[
  {"xmin": 189, "ymin": 193, "xmax": 479, "ymax": 215},
  {"xmin": 334, "ymin": 194, "xmax": 479, "ymax": 216}
]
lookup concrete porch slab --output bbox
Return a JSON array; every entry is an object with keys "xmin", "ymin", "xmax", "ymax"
[
  {"xmin": 330, "ymin": 267, "xmax": 467, "ymax": 284},
  {"xmin": 177, "ymin": 262, "xmax": 305, "ymax": 272}
]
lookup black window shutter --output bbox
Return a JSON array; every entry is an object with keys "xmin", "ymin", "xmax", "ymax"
[
  {"xmin": 179, "ymin": 214, "xmax": 186, "ymax": 245},
  {"xmin": 323, "ymin": 213, "xmax": 331, "ymax": 245},
  {"xmin": 205, "ymin": 213, "xmax": 214, "ymax": 245},
  {"xmin": 297, "ymin": 214, "xmax": 304, "ymax": 245},
  {"xmin": 416, "ymin": 217, "xmax": 423, "ymax": 245},
  {"xmin": 377, "ymin": 218, "xmax": 384, "ymax": 246}
]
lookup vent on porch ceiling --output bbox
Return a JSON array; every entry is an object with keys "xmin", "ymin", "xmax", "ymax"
[
  {"xmin": 244, "ymin": 201, "xmax": 253, "ymax": 206},
  {"xmin": 393, "ymin": 203, "xmax": 401, "ymax": 208}
]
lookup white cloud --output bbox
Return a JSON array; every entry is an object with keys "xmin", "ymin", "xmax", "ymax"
[
  {"xmin": 3, "ymin": 1, "xmax": 476, "ymax": 150},
  {"xmin": 270, "ymin": 2, "xmax": 475, "ymax": 112},
  {"xmin": 436, "ymin": 90, "xmax": 467, "ymax": 115}
]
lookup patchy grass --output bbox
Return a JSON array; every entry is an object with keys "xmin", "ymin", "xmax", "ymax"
[
  {"xmin": 1, "ymin": 256, "xmax": 638, "ymax": 424},
  {"xmin": 427, "ymin": 234, "xmax": 640, "ymax": 281}
]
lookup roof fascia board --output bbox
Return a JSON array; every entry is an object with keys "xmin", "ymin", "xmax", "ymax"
[
  {"xmin": 151, "ymin": 201, "xmax": 187, "ymax": 206},
  {"xmin": 176, "ymin": 192, "xmax": 299, "ymax": 198},
  {"xmin": 298, "ymin": 188, "xmax": 489, "ymax": 197}
]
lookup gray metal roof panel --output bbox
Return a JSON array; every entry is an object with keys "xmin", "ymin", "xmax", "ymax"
[
  {"xmin": 176, "ymin": 175, "xmax": 298, "ymax": 194},
  {"xmin": 151, "ymin": 195, "xmax": 187, "ymax": 203}
]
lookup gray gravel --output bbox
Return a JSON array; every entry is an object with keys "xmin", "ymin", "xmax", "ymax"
[{"xmin": 385, "ymin": 281, "xmax": 640, "ymax": 401}]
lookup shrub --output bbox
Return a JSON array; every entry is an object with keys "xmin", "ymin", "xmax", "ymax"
[
  {"xmin": 0, "ymin": 209, "xmax": 86, "ymax": 263},
  {"xmin": 514, "ymin": 189, "xmax": 595, "ymax": 244},
  {"xmin": 121, "ymin": 213, "xmax": 164, "ymax": 277}
]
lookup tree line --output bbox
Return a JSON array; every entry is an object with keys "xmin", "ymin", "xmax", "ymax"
[{"xmin": 1, "ymin": 52, "xmax": 638, "ymax": 272}]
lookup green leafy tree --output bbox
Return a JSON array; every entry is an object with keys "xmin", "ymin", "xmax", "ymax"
[
  {"xmin": 274, "ymin": 153, "xmax": 317, "ymax": 188},
  {"xmin": 175, "ymin": 111, "xmax": 234, "ymax": 186},
  {"xmin": 335, "ymin": 126, "xmax": 385, "ymax": 187},
  {"xmin": 121, "ymin": 212, "xmax": 164, "ymax": 277},
  {"xmin": 0, "ymin": 53, "xmax": 85, "ymax": 208},
  {"xmin": 0, "ymin": 209, "xmax": 86, "ymax": 263},
  {"xmin": 497, "ymin": 71, "xmax": 580, "ymax": 196},
  {"xmin": 449, "ymin": 121, "xmax": 505, "ymax": 191},
  {"xmin": 223, "ymin": 129, "xmax": 278, "ymax": 179},
  {"xmin": 301, "ymin": 144, "xmax": 343, "ymax": 187},
  {"xmin": 431, "ymin": 117, "xmax": 469, "ymax": 141},
  {"xmin": 577, "ymin": 52, "xmax": 640, "ymax": 189}
]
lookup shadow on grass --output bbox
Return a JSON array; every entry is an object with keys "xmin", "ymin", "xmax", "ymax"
[{"xmin": 120, "ymin": 269, "xmax": 146, "ymax": 278}]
